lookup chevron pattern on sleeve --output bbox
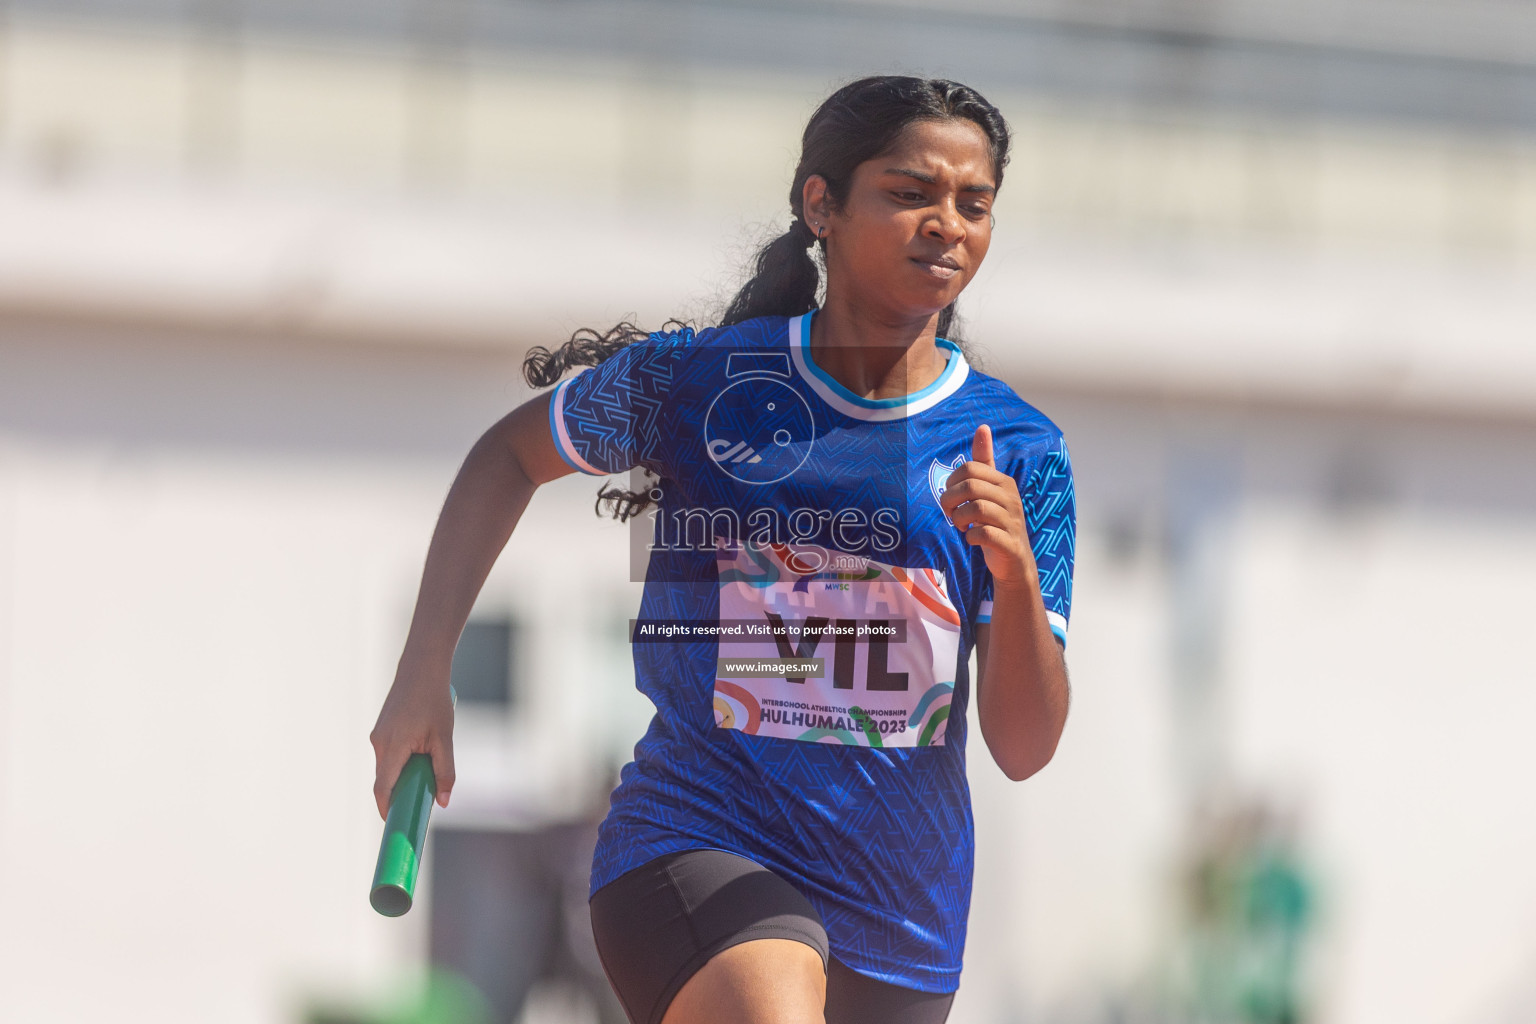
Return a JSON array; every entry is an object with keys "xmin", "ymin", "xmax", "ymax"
[
  {"xmin": 559, "ymin": 329, "xmax": 690, "ymax": 474},
  {"xmin": 1025, "ymin": 441, "xmax": 1076, "ymax": 625}
]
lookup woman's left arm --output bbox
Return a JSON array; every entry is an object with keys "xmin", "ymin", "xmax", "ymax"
[{"xmin": 939, "ymin": 424, "xmax": 1070, "ymax": 781}]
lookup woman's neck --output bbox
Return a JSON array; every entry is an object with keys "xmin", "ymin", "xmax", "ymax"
[{"xmin": 807, "ymin": 294, "xmax": 948, "ymax": 402}]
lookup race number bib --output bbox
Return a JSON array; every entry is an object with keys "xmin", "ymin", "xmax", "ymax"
[{"xmin": 713, "ymin": 540, "xmax": 961, "ymax": 747}]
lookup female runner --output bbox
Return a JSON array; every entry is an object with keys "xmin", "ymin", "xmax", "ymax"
[{"xmin": 370, "ymin": 75, "xmax": 1076, "ymax": 1024}]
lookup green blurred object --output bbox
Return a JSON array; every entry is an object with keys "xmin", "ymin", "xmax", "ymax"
[
  {"xmin": 381, "ymin": 967, "xmax": 493, "ymax": 1024},
  {"xmin": 369, "ymin": 686, "xmax": 456, "ymax": 917},
  {"xmin": 303, "ymin": 965, "xmax": 493, "ymax": 1024}
]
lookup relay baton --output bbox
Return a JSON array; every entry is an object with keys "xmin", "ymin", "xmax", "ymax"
[{"xmin": 369, "ymin": 685, "xmax": 456, "ymax": 917}]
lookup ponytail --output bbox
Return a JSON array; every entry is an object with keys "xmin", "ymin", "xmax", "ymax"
[{"xmin": 719, "ymin": 220, "xmax": 820, "ymax": 326}]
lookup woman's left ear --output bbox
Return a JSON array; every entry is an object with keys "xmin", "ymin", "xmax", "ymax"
[{"xmin": 801, "ymin": 174, "xmax": 832, "ymax": 231}]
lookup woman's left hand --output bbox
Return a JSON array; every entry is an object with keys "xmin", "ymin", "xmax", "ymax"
[{"xmin": 938, "ymin": 424, "xmax": 1037, "ymax": 588}]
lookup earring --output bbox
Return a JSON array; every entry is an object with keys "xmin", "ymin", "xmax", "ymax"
[{"xmin": 816, "ymin": 223, "xmax": 825, "ymax": 240}]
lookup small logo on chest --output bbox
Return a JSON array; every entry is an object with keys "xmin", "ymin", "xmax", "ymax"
[{"xmin": 927, "ymin": 453, "xmax": 966, "ymax": 525}]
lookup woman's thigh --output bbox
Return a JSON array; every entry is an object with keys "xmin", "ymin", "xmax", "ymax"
[
  {"xmin": 664, "ymin": 938, "xmax": 825, "ymax": 1024},
  {"xmin": 589, "ymin": 848, "xmax": 830, "ymax": 1024}
]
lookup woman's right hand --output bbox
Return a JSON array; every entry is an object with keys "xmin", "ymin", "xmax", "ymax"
[
  {"xmin": 369, "ymin": 663, "xmax": 457, "ymax": 820},
  {"xmin": 365, "ymin": 396, "xmax": 566, "ymax": 823}
]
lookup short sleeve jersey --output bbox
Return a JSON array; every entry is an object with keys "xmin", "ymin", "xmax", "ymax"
[{"xmin": 548, "ymin": 312, "xmax": 1075, "ymax": 993}]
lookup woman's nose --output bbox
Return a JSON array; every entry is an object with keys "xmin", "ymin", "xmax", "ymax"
[{"xmin": 925, "ymin": 202, "xmax": 966, "ymax": 244}]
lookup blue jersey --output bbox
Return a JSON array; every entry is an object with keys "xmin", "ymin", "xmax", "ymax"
[{"xmin": 548, "ymin": 311, "xmax": 1075, "ymax": 992}]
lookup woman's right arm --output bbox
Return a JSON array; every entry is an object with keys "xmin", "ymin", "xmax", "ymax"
[{"xmin": 368, "ymin": 389, "xmax": 577, "ymax": 820}]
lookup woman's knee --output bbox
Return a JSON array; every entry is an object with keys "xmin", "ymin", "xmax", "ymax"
[{"xmin": 661, "ymin": 937, "xmax": 826, "ymax": 1024}]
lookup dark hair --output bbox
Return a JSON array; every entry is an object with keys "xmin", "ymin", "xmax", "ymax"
[{"xmin": 523, "ymin": 75, "xmax": 1011, "ymax": 521}]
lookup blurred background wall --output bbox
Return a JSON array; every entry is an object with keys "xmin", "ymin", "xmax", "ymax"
[{"xmin": 1, "ymin": 2, "xmax": 1534, "ymax": 1022}]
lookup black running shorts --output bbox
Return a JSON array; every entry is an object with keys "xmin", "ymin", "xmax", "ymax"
[{"xmin": 588, "ymin": 848, "xmax": 955, "ymax": 1024}]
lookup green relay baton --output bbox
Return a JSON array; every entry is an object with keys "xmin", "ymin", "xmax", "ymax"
[{"xmin": 369, "ymin": 685, "xmax": 456, "ymax": 917}]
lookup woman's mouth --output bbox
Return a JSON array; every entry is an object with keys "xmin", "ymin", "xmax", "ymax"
[{"xmin": 912, "ymin": 256, "xmax": 961, "ymax": 279}]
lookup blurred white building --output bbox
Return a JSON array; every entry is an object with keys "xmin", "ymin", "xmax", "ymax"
[{"xmin": 1, "ymin": 2, "xmax": 1534, "ymax": 1023}]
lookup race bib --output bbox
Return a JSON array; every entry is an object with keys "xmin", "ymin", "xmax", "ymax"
[{"xmin": 712, "ymin": 540, "xmax": 961, "ymax": 747}]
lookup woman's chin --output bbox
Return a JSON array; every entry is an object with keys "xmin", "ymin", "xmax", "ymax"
[
  {"xmin": 841, "ymin": 274, "xmax": 967, "ymax": 322},
  {"xmin": 897, "ymin": 283, "xmax": 966, "ymax": 317},
  {"xmin": 906, "ymin": 269, "xmax": 968, "ymax": 305}
]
